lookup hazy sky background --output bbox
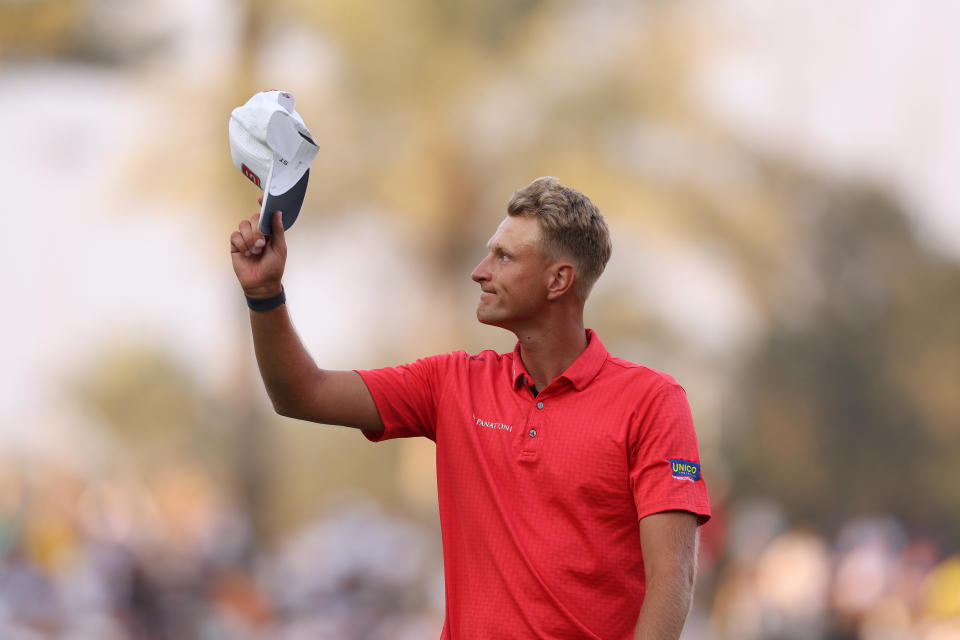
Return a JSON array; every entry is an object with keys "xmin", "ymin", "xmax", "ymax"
[{"xmin": 698, "ymin": 0, "xmax": 960, "ymax": 255}]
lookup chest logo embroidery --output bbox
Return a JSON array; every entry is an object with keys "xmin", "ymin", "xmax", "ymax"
[{"xmin": 472, "ymin": 413, "xmax": 513, "ymax": 433}]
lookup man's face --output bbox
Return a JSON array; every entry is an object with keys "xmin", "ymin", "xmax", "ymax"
[{"xmin": 471, "ymin": 216, "xmax": 552, "ymax": 329}]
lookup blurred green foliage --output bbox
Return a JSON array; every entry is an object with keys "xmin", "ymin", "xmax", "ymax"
[{"xmin": 726, "ymin": 175, "xmax": 960, "ymax": 537}]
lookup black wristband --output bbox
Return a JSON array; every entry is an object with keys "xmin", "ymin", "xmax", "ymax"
[{"xmin": 246, "ymin": 287, "xmax": 286, "ymax": 312}]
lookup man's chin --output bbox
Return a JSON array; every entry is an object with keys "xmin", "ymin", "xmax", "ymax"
[{"xmin": 476, "ymin": 307, "xmax": 507, "ymax": 328}]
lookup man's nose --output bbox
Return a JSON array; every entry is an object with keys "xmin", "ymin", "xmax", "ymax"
[{"xmin": 471, "ymin": 256, "xmax": 490, "ymax": 283}]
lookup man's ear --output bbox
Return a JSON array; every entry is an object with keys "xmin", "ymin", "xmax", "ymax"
[{"xmin": 546, "ymin": 263, "xmax": 576, "ymax": 301}]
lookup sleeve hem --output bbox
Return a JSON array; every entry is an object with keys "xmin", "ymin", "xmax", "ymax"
[
  {"xmin": 353, "ymin": 369, "xmax": 391, "ymax": 442},
  {"xmin": 361, "ymin": 427, "xmax": 387, "ymax": 442},
  {"xmin": 636, "ymin": 500, "xmax": 712, "ymax": 526}
]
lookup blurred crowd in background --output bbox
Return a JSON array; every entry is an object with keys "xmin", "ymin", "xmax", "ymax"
[
  {"xmin": 0, "ymin": 461, "xmax": 444, "ymax": 639},
  {"xmin": 2, "ymin": 461, "xmax": 960, "ymax": 639},
  {"xmin": 3, "ymin": 0, "xmax": 960, "ymax": 638}
]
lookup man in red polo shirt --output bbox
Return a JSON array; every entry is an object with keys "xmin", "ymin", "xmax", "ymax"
[{"xmin": 230, "ymin": 177, "xmax": 710, "ymax": 639}]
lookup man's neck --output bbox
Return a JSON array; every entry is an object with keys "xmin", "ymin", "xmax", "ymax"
[{"xmin": 514, "ymin": 322, "xmax": 588, "ymax": 392}]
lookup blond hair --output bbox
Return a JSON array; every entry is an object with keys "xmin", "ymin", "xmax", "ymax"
[{"xmin": 507, "ymin": 176, "xmax": 612, "ymax": 299}]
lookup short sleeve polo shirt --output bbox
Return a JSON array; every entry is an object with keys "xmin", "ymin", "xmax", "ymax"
[{"xmin": 355, "ymin": 329, "xmax": 710, "ymax": 640}]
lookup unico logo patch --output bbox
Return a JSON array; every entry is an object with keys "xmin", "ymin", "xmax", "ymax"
[{"xmin": 669, "ymin": 459, "xmax": 701, "ymax": 481}]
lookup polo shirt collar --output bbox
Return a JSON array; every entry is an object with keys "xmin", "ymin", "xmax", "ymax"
[{"xmin": 511, "ymin": 329, "xmax": 609, "ymax": 392}]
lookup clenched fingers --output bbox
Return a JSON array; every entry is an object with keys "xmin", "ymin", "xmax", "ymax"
[
  {"xmin": 249, "ymin": 213, "xmax": 267, "ymax": 254},
  {"xmin": 230, "ymin": 231, "xmax": 252, "ymax": 256},
  {"xmin": 230, "ymin": 231, "xmax": 263, "ymax": 257},
  {"xmin": 237, "ymin": 216, "xmax": 267, "ymax": 256}
]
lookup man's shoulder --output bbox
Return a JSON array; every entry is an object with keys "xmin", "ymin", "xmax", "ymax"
[
  {"xmin": 603, "ymin": 354, "xmax": 681, "ymax": 389},
  {"xmin": 464, "ymin": 347, "xmax": 515, "ymax": 370},
  {"xmin": 425, "ymin": 348, "xmax": 514, "ymax": 371}
]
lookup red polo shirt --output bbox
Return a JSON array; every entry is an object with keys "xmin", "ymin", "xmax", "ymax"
[{"xmin": 356, "ymin": 330, "xmax": 710, "ymax": 640}]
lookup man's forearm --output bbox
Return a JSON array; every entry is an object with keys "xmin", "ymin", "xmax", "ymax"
[
  {"xmin": 632, "ymin": 573, "xmax": 694, "ymax": 640},
  {"xmin": 248, "ymin": 303, "xmax": 323, "ymax": 418}
]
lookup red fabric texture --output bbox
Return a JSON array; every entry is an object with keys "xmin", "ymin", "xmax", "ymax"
[{"xmin": 356, "ymin": 330, "xmax": 710, "ymax": 640}]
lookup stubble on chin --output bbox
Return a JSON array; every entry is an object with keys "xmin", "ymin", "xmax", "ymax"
[
  {"xmin": 475, "ymin": 301, "xmax": 501, "ymax": 327},
  {"xmin": 475, "ymin": 306, "xmax": 492, "ymax": 325}
]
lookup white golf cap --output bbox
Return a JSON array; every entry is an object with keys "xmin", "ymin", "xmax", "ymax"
[{"xmin": 229, "ymin": 90, "xmax": 319, "ymax": 234}]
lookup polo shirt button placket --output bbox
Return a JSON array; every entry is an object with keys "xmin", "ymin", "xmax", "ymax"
[{"xmin": 519, "ymin": 397, "xmax": 544, "ymax": 460}]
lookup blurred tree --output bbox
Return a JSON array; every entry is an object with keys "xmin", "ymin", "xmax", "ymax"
[
  {"xmin": 723, "ymin": 174, "xmax": 960, "ymax": 537},
  {"xmin": 0, "ymin": 0, "xmax": 83, "ymax": 59},
  {"xmin": 74, "ymin": 346, "xmax": 228, "ymax": 472},
  {"xmin": 0, "ymin": 0, "xmax": 174, "ymax": 63}
]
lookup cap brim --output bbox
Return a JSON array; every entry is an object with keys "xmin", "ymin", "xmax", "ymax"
[{"xmin": 259, "ymin": 168, "xmax": 309, "ymax": 235}]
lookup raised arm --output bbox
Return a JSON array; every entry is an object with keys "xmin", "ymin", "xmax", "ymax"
[{"xmin": 230, "ymin": 208, "xmax": 384, "ymax": 431}]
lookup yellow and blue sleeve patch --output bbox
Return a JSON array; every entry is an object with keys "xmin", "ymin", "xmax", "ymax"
[{"xmin": 669, "ymin": 459, "xmax": 701, "ymax": 481}]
